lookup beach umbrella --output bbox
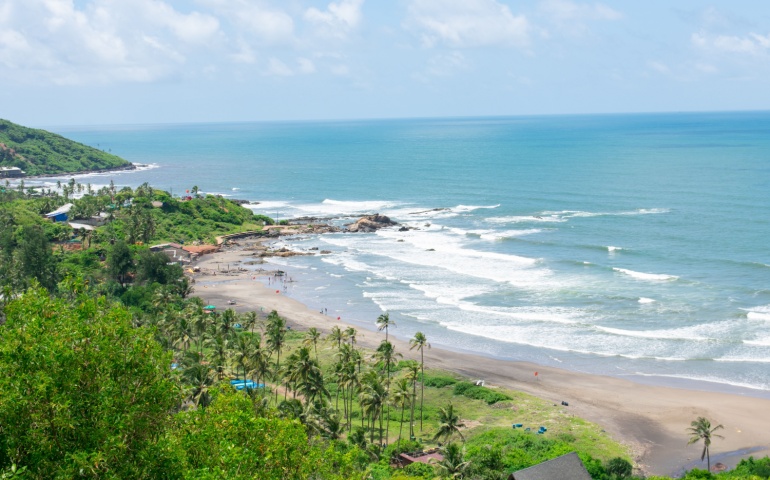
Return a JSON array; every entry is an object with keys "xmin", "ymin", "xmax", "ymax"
[{"xmin": 204, "ymin": 305, "xmax": 216, "ymax": 310}]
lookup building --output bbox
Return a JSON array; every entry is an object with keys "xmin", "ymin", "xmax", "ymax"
[
  {"xmin": 508, "ymin": 452, "xmax": 592, "ymax": 480},
  {"xmin": 45, "ymin": 203, "xmax": 74, "ymax": 222},
  {"xmin": 0, "ymin": 166, "xmax": 25, "ymax": 178},
  {"xmin": 398, "ymin": 450, "xmax": 444, "ymax": 467},
  {"xmin": 150, "ymin": 243, "xmax": 192, "ymax": 264}
]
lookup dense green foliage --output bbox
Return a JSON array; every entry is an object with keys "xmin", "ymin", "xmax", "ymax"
[
  {"xmin": 0, "ymin": 119, "xmax": 131, "ymax": 175},
  {"xmin": 421, "ymin": 373, "xmax": 458, "ymax": 389},
  {"xmin": 0, "ymin": 285, "xmax": 178, "ymax": 478}
]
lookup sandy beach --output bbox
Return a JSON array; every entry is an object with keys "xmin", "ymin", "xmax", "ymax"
[{"xmin": 192, "ymin": 245, "xmax": 770, "ymax": 477}]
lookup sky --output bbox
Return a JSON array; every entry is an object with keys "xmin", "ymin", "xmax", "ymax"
[{"xmin": 1, "ymin": 0, "xmax": 770, "ymax": 126}]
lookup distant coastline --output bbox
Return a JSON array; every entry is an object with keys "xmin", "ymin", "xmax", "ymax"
[{"xmin": 21, "ymin": 163, "xmax": 141, "ymax": 180}]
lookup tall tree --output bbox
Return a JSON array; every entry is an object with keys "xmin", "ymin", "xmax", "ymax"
[
  {"xmin": 107, "ymin": 238, "xmax": 133, "ymax": 288},
  {"xmin": 303, "ymin": 327, "xmax": 321, "ymax": 361},
  {"xmin": 392, "ymin": 377, "xmax": 412, "ymax": 448},
  {"xmin": 376, "ymin": 312, "xmax": 396, "ymax": 341},
  {"xmin": 409, "ymin": 331, "xmax": 430, "ymax": 431},
  {"xmin": 687, "ymin": 416, "xmax": 724, "ymax": 472},
  {"xmin": 17, "ymin": 225, "xmax": 59, "ymax": 291},
  {"xmin": 375, "ymin": 340, "xmax": 401, "ymax": 445},
  {"xmin": 265, "ymin": 310, "xmax": 287, "ymax": 404}
]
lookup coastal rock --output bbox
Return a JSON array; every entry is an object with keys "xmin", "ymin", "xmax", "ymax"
[
  {"xmin": 346, "ymin": 214, "xmax": 398, "ymax": 233},
  {"xmin": 398, "ymin": 226, "xmax": 409, "ymax": 232}
]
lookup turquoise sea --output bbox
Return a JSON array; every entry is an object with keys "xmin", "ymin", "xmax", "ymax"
[{"xmin": 43, "ymin": 112, "xmax": 770, "ymax": 394}]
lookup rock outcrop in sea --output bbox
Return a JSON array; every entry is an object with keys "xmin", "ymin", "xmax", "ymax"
[{"xmin": 346, "ymin": 214, "xmax": 398, "ymax": 233}]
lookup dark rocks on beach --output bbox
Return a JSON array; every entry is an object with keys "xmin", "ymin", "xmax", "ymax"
[
  {"xmin": 346, "ymin": 214, "xmax": 398, "ymax": 233},
  {"xmin": 319, "ymin": 250, "xmax": 332, "ymax": 254},
  {"xmin": 398, "ymin": 226, "xmax": 410, "ymax": 232}
]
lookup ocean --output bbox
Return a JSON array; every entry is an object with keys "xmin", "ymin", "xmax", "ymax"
[{"xmin": 41, "ymin": 112, "xmax": 770, "ymax": 394}]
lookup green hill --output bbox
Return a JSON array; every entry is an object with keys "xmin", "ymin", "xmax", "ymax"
[{"xmin": 0, "ymin": 118, "xmax": 132, "ymax": 176}]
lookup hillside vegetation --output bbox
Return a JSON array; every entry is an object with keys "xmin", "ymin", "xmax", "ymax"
[{"xmin": 0, "ymin": 118, "xmax": 132, "ymax": 175}]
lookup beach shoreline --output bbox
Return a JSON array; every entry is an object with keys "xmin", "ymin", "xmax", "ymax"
[{"xmin": 192, "ymin": 245, "xmax": 770, "ymax": 477}]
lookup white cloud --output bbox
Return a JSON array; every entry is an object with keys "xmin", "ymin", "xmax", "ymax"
[
  {"xmin": 200, "ymin": 0, "xmax": 295, "ymax": 45},
  {"xmin": 0, "ymin": 0, "xmax": 223, "ymax": 85},
  {"xmin": 404, "ymin": 0, "xmax": 530, "ymax": 49},
  {"xmin": 692, "ymin": 31, "xmax": 770, "ymax": 56},
  {"xmin": 538, "ymin": 0, "xmax": 621, "ymax": 37},
  {"xmin": 305, "ymin": 0, "xmax": 363, "ymax": 39}
]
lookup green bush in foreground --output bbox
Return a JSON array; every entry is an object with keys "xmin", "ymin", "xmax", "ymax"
[{"xmin": 0, "ymin": 284, "xmax": 179, "ymax": 478}]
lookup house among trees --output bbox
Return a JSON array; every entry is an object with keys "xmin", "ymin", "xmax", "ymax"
[
  {"xmin": 397, "ymin": 449, "xmax": 444, "ymax": 467},
  {"xmin": 508, "ymin": 452, "xmax": 592, "ymax": 480},
  {"xmin": 45, "ymin": 203, "xmax": 74, "ymax": 222},
  {"xmin": 0, "ymin": 166, "xmax": 25, "ymax": 178},
  {"xmin": 150, "ymin": 243, "xmax": 192, "ymax": 264}
]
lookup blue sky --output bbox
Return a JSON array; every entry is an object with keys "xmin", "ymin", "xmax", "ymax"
[{"xmin": 1, "ymin": 0, "xmax": 769, "ymax": 126}]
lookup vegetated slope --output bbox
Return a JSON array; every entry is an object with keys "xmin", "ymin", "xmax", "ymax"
[{"xmin": 0, "ymin": 118, "xmax": 132, "ymax": 176}]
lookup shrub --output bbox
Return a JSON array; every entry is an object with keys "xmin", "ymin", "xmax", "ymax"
[
  {"xmin": 453, "ymin": 381, "xmax": 512, "ymax": 404},
  {"xmin": 422, "ymin": 374, "xmax": 458, "ymax": 388}
]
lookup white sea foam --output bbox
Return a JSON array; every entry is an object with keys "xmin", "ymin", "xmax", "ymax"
[
  {"xmin": 453, "ymin": 204, "xmax": 500, "ymax": 212},
  {"xmin": 622, "ymin": 372, "xmax": 769, "ymax": 392},
  {"xmin": 742, "ymin": 305, "xmax": 770, "ymax": 322},
  {"xmin": 638, "ymin": 297, "xmax": 656, "ymax": 304},
  {"xmin": 486, "ymin": 215, "xmax": 566, "ymax": 224},
  {"xmin": 607, "ymin": 246, "xmax": 623, "ymax": 252},
  {"xmin": 545, "ymin": 208, "xmax": 670, "ymax": 218},
  {"xmin": 595, "ymin": 325, "xmax": 710, "ymax": 341},
  {"xmin": 613, "ymin": 268, "xmax": 678, "ymax": 281},
  {"xmin": 247, "ymin": 200, "xmax": 291, "ymax": 210},
  {"xmin": 743, "ymin": 337, "xmax": 770, "ymax": 346},
  {"xmin": 232, "ymin": 187, "xmax": 240, "ymax": 191}
]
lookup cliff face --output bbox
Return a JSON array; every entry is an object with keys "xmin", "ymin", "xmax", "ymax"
[{"xmin": 0, "ymin": 119, "xmax": 133, "ymax": 176}]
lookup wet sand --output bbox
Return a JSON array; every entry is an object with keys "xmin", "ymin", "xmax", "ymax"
[{"xmin": 192, "ymin": 248, "xmax": 770, "ymax": 477}]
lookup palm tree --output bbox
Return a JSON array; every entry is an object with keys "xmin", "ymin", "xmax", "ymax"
[
  {"xmin": 434, "ymin": 442, "xmax": 471, "ymax": 479},
  {"xmin": 392, "ymin": 377, "xmax": 412, "ymax": 448},
  {"xmin": 376, "ymin": 312, "xmax": 396, "ymax": 341},
  {"xmin": 404, "ymin": 362, "xmax": 419, "ymax": 440},
  {"xmin": 409, "ymin": 331, "xmax": 430, "ymax": 431},
  {"xmin": 434, "ymin": 403, "xmax": 465, "ymax": 444},
  {"xmin": 247, "ymin": 337, "xmax": 271, "ymax": 388},
  {"xmin": 327, "ymin": 325, "xmax": 344, "ymax": 351},
  {"xmin": 204, "ymin": 332, "xmax": 230, "ymax": 380},
  {"xmin": 241, "ymin": 311, "xmax": 259, "ymax": 336},
  {"xmin": 232, "ymin": 334, "xmax": 256, "ymax": 385},
  {"xmin": 687, "ymin": 416, "xmax": 724, "ymax": 472},
  {"xmin": 182, "ymin": 361, "xmax": 215, "ymax": 408},
  {"xmin": 359, "ymin": 371, "xmax": 387, "ymax": 445},
  {"xmin": 265, "ymin": 310, "xmax": 287, "ymax": 403},
  {"xmin": 303, "ymin": 327, "xmax": 321, "ymax": 360},
  {"xmin": 375, "ymin": 340, "xmax": 401, "ymax": 444},
  {"xmin": 344, "ymin": 326, "xmax": 357, "ymax": 346}
]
